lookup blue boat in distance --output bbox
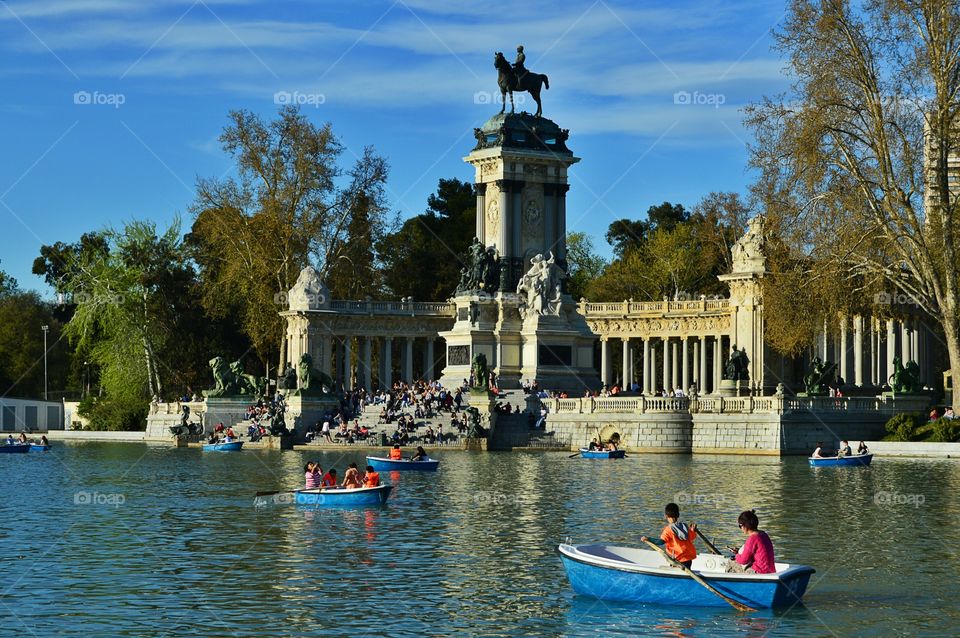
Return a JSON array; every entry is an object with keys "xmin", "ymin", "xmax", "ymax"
[
  {"xmin": 579, "ymin": 448, "xmax": 626, "ymax": 459},
  {"xmin": 202, "ymin": 441, "xmax": 244, "ymax": 452},
  {"xmin": 366, "ymin": 456, "xmax": 439, "ymax": 472},
  {"xmin": 558, "ymin": 543, "xmax": 814, "ymax": 609},
  {"xmin": 809, "ymin": 453, "xmax": 872, "ymax": 467},
  {"xmin": 0, "ymin": 444, "xmax": 31, "ymax": 454},
  {"xmin": 29, "ymin": 444, "xmax": 51, "ymax": 452},
  {"xmin": 295, "ymin": 485, "xmax": 392, "ymax": 507}
]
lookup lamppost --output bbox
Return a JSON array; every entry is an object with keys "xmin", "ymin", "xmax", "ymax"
[{"xmin": 42, "ymin": 325, "xmax": 49, "ymax": 400}]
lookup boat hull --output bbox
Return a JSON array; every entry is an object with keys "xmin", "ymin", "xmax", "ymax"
[
  {"xmin": 202, "ymin": 441, "xmax": 244, "ymax": 452},
  {"xmin": 579, "ymin": 448, "xmax": 626, "ymax": 459},
  {"xmin": 366, "ymin": 456, "xmax": 439, "ymax": 472},
  {"xmin": 0, "ymin": 444, "xmax": 31, "ymax": 454},
  {"xmin": 29, "ymin": 444, "xmax": 51, "ymax": 452},
  {"xmin": 295, "ymin": 485, "xmax": 393, "ymax": 507},
  {"xmin": 809, "ymin": 453, "xmax": 872, "ymax": 467},
  {"xmin": 558, "ymin": 544, "xmax": 814, "ymax": 609}
]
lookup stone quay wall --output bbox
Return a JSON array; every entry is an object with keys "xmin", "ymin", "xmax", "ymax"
[{"xmin": 540, "ymin": 394, "xmax": 929, "ymax": 456}]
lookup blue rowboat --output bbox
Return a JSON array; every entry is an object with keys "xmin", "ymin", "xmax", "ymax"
[
  {"xmin": 294, "ymin": 485, "xmax": 393, "ymax": 507},
  {"xmin": 558, "ymin": 543, "xmax": 814, "ymax": 609},
  {"xmin": 366, "ymin": 456, "xmax": 439, "ymax": 472},
  {"xmin": 809, "ymin": 453, "xmax": 872, "ymax": 467},
  {"xmin": 579, "ymin": 448, "xmax": 626, "ymax": 459},
  {"xmin": 202, "ymin": 441, "xmax": 244, "ymax": 452},
  {"xmin": 29, "ymin": 444, "xmax": 51, "ymax": 452},
  {"xmin": 0, "ymin": 444, "xmax": 30, "ymax": 454}
]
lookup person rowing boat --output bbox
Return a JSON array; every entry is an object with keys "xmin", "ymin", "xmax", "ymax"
[{"xmin": 641, "ymin": 502, "xmax": 697, "ymax": 568}]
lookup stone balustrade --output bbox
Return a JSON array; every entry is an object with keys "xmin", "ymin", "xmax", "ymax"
[
  {"xmin": 541, "ymin": 394, "xmax": 926, "ymax": 416},
  {"xmin": 579, "ymin": 298, "xmax": 730, "ymax": 316},
  {"xmin": 328, "ymin": 300, "xmax": 455, "ymax": 316}
]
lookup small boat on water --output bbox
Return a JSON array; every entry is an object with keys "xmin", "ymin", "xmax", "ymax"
[
  {"xmin": 558, "ymin": 543, "xmax": 814, "ymax": 609},
  {"xmin": 29, "ymin": 444, "xmax": 51, "ymax": 452},
  {"xmin": 0, "ymin": 444, "xmax": 31, "ymax": 454},
  {"xmin": 809, "ymin": 453, "xmax": 872, "ymax": 467},
  {"xmin": 202, "ymin": 441, "xmax": 244, "ymax": 452},
  {"xmin": 579, "ymin": 448, "xmax": 626, "ymax": 459},
  {"xmin": 366, "ymin": 456, "xmax": 439, "ymax": 472},
  {"xmin": 294, "ymin": 485, "xmax": 393, "ymax": 507}
]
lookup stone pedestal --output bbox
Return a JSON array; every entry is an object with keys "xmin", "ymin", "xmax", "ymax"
[
  {"xmin": 284, "ymin": 393, "xmax": 341, "ymax": 437},
  {"xmin": 717, "ymin": 379, "xmax": 747, "ymax": 397},
  {"xmin": 200, "ymin": 396, "xmax": 254, "ymax": 434}
]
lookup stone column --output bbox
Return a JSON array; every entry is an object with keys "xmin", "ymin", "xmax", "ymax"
[
  {"xmin": 343, "ymin": 336, "xmax": 353, "ymax": 390},
  {"xmin": 911, "ymin": 318, "xmax": 920, "ymax": 363},
  {"xmin": 600, "ymin": 339, "xmax": 611, "ymax": 388},
  {"xmin": 713, "ymin": 336, "xmax": 722, "ymax": 392},
  {"xmin": 682, "ymin": 337, "xmax": 690, "ymax": 394},
  {"xmin": 700, "ymin": 337, "xmax": 709, "ymax": 393},
  {"xmin": 671, "ymin": 341, "xmax": 679, "ymax": 390},
  {"xmin": 426, "ymin": 338, "xmax": 435, "ymax": 380},
  {"xmin": 476, "ymin": 183, "xmax": 486, "ymax": 243},
  {"xmin": 321, "ymin": 335, "xmax": 333, "ymax": 377},
  {"xmin": 662, "ymin": 338, "xmax": 670, "ymax": 393},
  {"xmin": 556, "ymin": 185, "xmax": 569, "ymax": 261},
  {"xmin": 650, "ymin": 342, "xmax": 658, "ymax": 394},
  {"xmin": 886, "ymin": 319, "xmax": 896, "ymax": 380},
  {"xmin": 900, "ymin": 320, "xmax": 910, "ymax": 362},
  {"xmin": 622, "ymin": 338, "xmax": 631, "ymax": 388},
  {"xmin": 383, "ymin": 337, "xmax": 393, "ymax": 388},
  {"xmin": 361, "ymin": 337, "xmax": 372, "ymax": 390},
  {"xmin": 498, "ymin": 185, "xmax": 510, "ymax": 259},
  {"xmin": 404, "ymin": 337, "xmax": 414, "ymax": 382},
  {"xmin": 853, "ymin": 315, "xmax": 864, "ymax": 387},
  {"xmin": 839, "ymin": 318, "xmax": 848, "ymax": 385},
  {"xmin": 692, "ymin": 339, "xmax": 700, "ymax": 388},
  {"xmin": 643, "ymin": 338, "xmax": 652, "ymax": 394}
]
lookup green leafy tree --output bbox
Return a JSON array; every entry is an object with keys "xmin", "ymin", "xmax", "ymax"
[
  {"xmin": 565, "ymin": 232, "xmax": 606, "ymax": 300},
  {"xmin": 378, "ymin": 178, "xmax": 475, "ymax": 300},
  {"xmin": 745, "ymin": 0, "xmax": 960, "ymax": 404},
  {"xmin": 190, "ymin": 107, "xmax": 390, "ymax": 372}
]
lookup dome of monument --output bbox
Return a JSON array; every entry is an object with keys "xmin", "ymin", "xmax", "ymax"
[{"xmin": 473, "ymin": 112, "xmax": 571, "ymax": 154}]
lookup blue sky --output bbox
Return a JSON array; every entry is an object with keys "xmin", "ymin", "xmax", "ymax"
[{"xmin": 0, "ymin": 0, "xmax": 790, "ymax": 294}]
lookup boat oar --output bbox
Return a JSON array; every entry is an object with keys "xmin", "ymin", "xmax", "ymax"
[
  {"xmin": 255, "ymin": 490, "xmax": 294, "ymax": 497},
  {"xmin": 696, "ymin": 527, "xmax": 724, "ymax": 556},
  {"xmin": 568, "ymin": 451, "xmax": 582, "ymax": 458},
  {"xmin": 640, "ymin": 538, "xmax": 755, "ymax": 612}
]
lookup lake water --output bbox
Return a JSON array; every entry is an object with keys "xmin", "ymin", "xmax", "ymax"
[{"xmin": 0, "ymin": 443, "xmax": 957, "ymax": 637}]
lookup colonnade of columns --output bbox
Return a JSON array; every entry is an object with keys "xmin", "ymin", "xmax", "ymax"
[
  {"xmin": 599, "ymin": 335, "xmax": 730, "ymax": 395},
  {"xmin": 825, "ymin": 316, "xmax": 934, "ymax": 388},
  {"xmin": 319, "ymin": 335, "xmax": 440, "ymax": 391}
]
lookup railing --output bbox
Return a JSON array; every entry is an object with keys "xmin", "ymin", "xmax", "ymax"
[
  {"xmin": 541, "ymin": 394, "xmax": 928, "ymax": 416},
  {"xmin": 579, "ymin": 298, "xmax": 731, "ymax": 317},
  {"xmin": 327, "ymin": 300, "xmax": 455, "ymax": 317}
]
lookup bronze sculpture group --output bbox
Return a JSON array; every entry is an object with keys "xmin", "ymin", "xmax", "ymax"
[{"xmin": 494, "ymin": 46, "xmax": 550, "ymax": 117}]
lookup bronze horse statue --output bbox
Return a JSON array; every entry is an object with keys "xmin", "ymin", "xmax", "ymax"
[{"xmin": 494, "ymin": 52, "xmax": 549, "ymax": 117}]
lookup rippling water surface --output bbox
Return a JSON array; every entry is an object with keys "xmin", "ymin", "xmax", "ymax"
[{"xmin": 0, "ymin": 443, "xmax": 957, "ymax": 637}]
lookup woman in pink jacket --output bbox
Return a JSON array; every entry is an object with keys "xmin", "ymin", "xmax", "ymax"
[{"xmin": 727, "ymin": 510, "xmax": 776, "ymax": 574}]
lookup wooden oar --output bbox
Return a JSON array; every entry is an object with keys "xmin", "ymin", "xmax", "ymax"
[
  {"xmin": 255, "ymin": 489, "xmax": 294, "ymax": 497},
  {"xmin": 640, "ymin": 538, "xmax": 755, "ymax": 612},
  {"xmin": 568, "ymin": 450, "xmax": 582, "ymax": 458},
  {"xmin": 695, "ymin": 527, "xmax": 724, "ymax": 555}
]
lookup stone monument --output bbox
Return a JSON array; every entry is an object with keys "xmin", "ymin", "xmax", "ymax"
[{"xmin": 439, "ymin": 54, "xmax": 599, "ymax": 392}]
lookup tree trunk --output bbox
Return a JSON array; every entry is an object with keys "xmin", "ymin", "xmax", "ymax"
[
  {"xmin": 278, "ymin": 335, "xmax": 288, "ymax": 379},
  {"xmin": 941, "ymin": 316, "xmax": 960, "ymax": 410},
  {"xmin": 143, "ymin": 335, "xmax": 157, "ymax": 399}
]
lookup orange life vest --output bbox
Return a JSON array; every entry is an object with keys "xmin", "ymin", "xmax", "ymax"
[
  {"xmin": 389, "ymin": 448, "xmax": 403, "ymax": 460},
  {"xmin": 364, "ymin": 471, "xmax": 380, "ymax": 487}
]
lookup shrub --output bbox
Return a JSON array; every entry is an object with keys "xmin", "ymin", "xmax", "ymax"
[
  {"xmin": 78, "ymin": 396, "xmax": 148, "ymax": 431},
  {"xmin": 930, "ymin": 417, "xmax": 960, "ymax": 443},
  {"xmin": 884, "ymin": 412, "xmax": 922, "ymax": 441}
]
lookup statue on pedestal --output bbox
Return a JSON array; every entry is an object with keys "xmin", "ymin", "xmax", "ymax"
[
  {"xmin": 493, "ymin": 48, "xmax": 550, "ymax": 117},
  {"xmin": 470, "ymin": 353, "xmax": 490, "ymax": 392},
  {"xmin": 517, "ymin": 252, "xmax": 564, "ymax": 319},
  {"xmin": 722, "ymin": 346, "xmax": 750, "ymax": 382},
  {"xmin": 289, "ymin": 353, "xmax": 335, "ymax": 396},
  {"xmin": 731, "ymin": 215, "xmax": 767, "ymax": 273},
  {"xmin": 456, "ymin": 238, "xmax": 501, "ymax": 294},
  {"xmin": 803, "ymin": 356, "xmax": 838, "ymax": 395},
  {"xmin": 888, "ymin": 357, "xmax": 922, "ymax": 393},
  {"xmin": 203, "ymin": 356, "xmax": 265, "ymax": 398}
]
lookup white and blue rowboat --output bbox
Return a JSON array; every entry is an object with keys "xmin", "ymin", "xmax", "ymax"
[
  {"xmin": 579, "ymin": 448, "xmax": 626, "ymax": 459},
  {"xmin": 809, "ymin": 453, "xmax": 872, "ymax": 467},
  {"xmin": 366, "ymin": 456, "xmax": 439, "ymax": 472},
  {"xmin": 558, "ymin": 543, "xmax": 814, "ymax": 609},
  {"xmin": 294, "ymin": 485, "xmax": 393, "ymax": 507},
  {"xmin": 29, "ymin": 444, "xmax": 51, "ymax": 452},
  {"xmin": 202, "ymin": 441, "xmax": 244, "ymax": 452},
  {"xmin": 0, "ymin": 444, "xmax": 31, "ymax": 454}
]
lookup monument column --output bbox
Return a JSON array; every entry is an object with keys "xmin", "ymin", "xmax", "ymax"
[
  {"xmin": 425, "ymin": 338, "xmax": 436, "ymax": 381},
  {"xmin": 321, "ymin": 335, "xmax": 333, "ymax": 377},
  {"xmin": 383, "ymin": 337, "xmax": 393, "ymax": 388},
  {"xmin": 643, "ymin": 338, "xmax": 652, "ymax": 394},
  {"xmin": 713, "ymin": 336, "xmax": 722, "ymax": 392},
  {"xmin": 900, "ymin": 321, "xmax": 910, "ymax": 362},
  {"xmin": 886, "ymin": 319, "xmax": 896, "ymax": 378},
  {"xmin": 681, "ymin": 337, "xmax": 690, "ymax": 394},
  {"xmin": 839, "ymin": 318, "xmax": 848, "ymax": 384},
  {"xmin": 853, "ymin": 315, "xmax": 864, "ymax": 386},
  {"xmin": 343, "ymin": 337, "xmax": 353, "ymax": 390},
  {"xmin": 362, "ymin": 337, "xmax": 372, "ymax": 390},
  {"xmin": 404, "ymin": 337, "xmax": 414, "ymax": 383},
  {"xmin": 600, "ymin": 339, "xmax": 611, "ymax": 387},
  {"xmin": 700, "ymin": 337, "xmax": 709, "ymax": 393},
  {"xmin": 622, "ymin": 338, "xmax": 631, "ymax": 387},
  {"xmin": 475, "ymin": 184, "xmax": 487, "ymax": 242},
  {"xmin": 661, "ymin": 338, "xmax": 670, "ymax": 393},
  {"xmin": 671, "ymin": 341, "xmax": 679, "ymax": 390}
]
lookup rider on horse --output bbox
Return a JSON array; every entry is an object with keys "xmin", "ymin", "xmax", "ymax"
[{"xmin": 513, "ymin": 45, "xmax": 527, "ymax": 78}]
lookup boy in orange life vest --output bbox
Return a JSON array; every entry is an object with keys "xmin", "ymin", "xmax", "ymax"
[
  {"xmin": 389, "ymin": 444, "xmax": 403, "ymax": 460},
  {"xmin": 641, "ymin": 502, "xmax": 698, "ymax": 568},
  {"xmin": 364, "ymin": 465, "xmax": 380, "ymax": 487}
]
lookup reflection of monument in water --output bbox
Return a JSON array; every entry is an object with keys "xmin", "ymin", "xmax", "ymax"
[{"xmin": 438, "ymin": 112, "xmax": 599, "ymax": 391}]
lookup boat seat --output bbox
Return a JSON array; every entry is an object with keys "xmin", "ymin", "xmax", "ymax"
[{"xmin": 691, "ymin": 554, "xmax": 731, "ymax": 573}]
